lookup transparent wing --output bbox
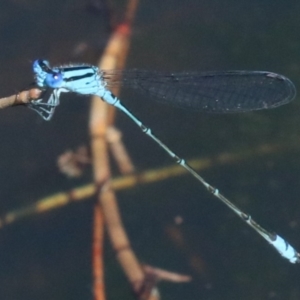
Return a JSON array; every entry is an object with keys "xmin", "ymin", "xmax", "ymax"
[{"xmin": 102, "ymin": 70, "xmax": 296, "ymax": 113}]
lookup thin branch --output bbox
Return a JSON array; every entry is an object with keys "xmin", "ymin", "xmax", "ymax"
[
  {"xmin": 89, "ymin": 0, "xmax": 148, "ymax": 298},
  {"xmin": 93, "ymin": 203, "xmax": 105, "ymax": 300},
  {"xmin": 0, "ymin": 87, "xmax": 43, "ymax": 109},
  {"xmin": 0, "ymin": 141, "xmax": 294, "ymax": 228}
]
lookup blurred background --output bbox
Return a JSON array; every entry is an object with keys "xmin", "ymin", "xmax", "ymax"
[{"xmin": 0, "ymin": 0, "xmax": 300, "ymax": 299}]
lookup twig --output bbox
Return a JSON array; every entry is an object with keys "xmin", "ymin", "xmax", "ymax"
[
  {"xmin": 143, "ymin": 265, "xmax": 191, "ymax": 283},
  {"xmin": 106, "ymin": 126, "xmax": 135, "ymax": 174},
  {"xmin": 93, "ymin": 203, "xmax": 105, "ymax": 300},
  {"xmin": 0, "ymin": 87, "xmax": 43, "ymax": 109},
  {"xmin": 0, "ymin": 142, "xmax": 294, "ymax": 228},
  {"xmin": 89, "ymin": 0, "xmax": 147, "ymax": 298}
]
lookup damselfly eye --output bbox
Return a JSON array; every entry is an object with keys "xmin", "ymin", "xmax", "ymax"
[{"xmin": 45, "ymin": 72, "xmax": 63, "ymax": 88}]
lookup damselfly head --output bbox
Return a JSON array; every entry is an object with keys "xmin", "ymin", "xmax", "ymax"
[
  {"xmin": 45, "ymin": 72, "xmax": 64, "ymax": 88},
  {"xmin": 33, "ymin": 59, "xmax": 51, "ymax": 74}
]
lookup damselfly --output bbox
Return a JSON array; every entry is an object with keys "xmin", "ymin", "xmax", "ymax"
[{"xmin": 28, "ymin": 59, "xmax": 299, "ymax": 263}]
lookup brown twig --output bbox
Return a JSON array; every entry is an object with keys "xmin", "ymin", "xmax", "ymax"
[
  {"xmin": 143, "ymin": 265, "xmax": 191, "ymax": 283},
  {"xmin": 0, "ymin": 141, "xmax": 294, "ymax": 228},
  {"xmin": 0, "ymin": 87, "xmax": 43, "ymax": 109},
  {"xmin": 93, "ymin": 203, "xmax": 105, "ymax": 300},
  {"xmin": 100, "ymin": 183, "xmax": 146, "ymax": 297},
  {"xmin": 106, "ymin": 126, "xmax": 135, "ymax": 174},
  {"xmin": 89, "ymin": 0, "xmax": 147, "ymax": 299},
  {"xmin": 89, "ymin": 0, "xmax": 163, "ymax": 297}
]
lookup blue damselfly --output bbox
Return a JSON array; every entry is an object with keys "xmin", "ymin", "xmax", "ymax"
[{"xmin": 28, "ymin": 59, "xmax": 299, "ymax": 263}]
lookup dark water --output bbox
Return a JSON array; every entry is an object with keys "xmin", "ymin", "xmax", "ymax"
[{"xmin": 0, "ymin": 0, "xmax": 300, "ymax": 299}]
